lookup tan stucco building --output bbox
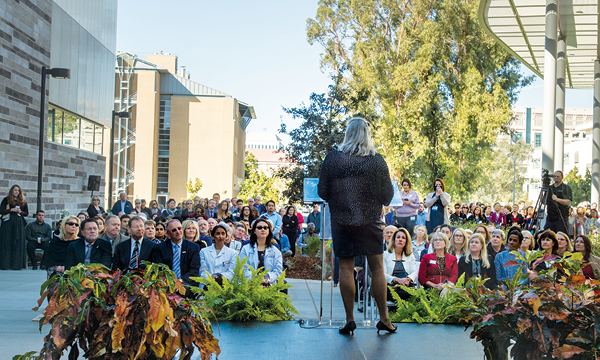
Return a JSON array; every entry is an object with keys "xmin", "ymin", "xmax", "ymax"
[{"xmin": 112, "ymin": 52, "xmax": 255, "ymax": 206}]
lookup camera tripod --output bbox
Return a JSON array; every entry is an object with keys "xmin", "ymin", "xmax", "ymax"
[{"xmin": 531, "ymin": 185, "xmax": 550, "ymax": 231}]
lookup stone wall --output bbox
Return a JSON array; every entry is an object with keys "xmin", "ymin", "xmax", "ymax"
[{"xmin": 0, "ymin": 0, "xmax": 105, "ymax": 220}]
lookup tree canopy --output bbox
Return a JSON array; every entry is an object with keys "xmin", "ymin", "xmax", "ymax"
[{"xmin": 307, "ymin": 0, "xmax": 533, "ymax": 199}]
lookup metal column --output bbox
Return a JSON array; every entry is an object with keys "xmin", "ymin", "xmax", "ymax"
[
  {"xmin": 542, "ymin": 0, "xmax": 558, "ymax": 172},
  {"xmin": 592, "ymin": 60, "xmax": 600, "ymax": 206},
  {"xmin": 555, "ymin": 34, "xmax": 566, "ymax": 171}
]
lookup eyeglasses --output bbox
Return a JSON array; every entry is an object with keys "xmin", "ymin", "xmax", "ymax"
[
  {"xmin": 455, "ymin": 206, "xmax": 460, "ymax": 209},
  {"xmin": 66, "ymin": 222, "xmax": 79, "ymax": 227},
  {"xmin": 93, "ymin": 198, "xmax": 99, "ymax": 201},
  {"xmin": 256, "ymin": 226, "xmax": 269, "ymax": 230}
]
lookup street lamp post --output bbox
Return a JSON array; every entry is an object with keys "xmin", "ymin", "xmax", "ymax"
[
  {"xmin": 108, "ymin": 110, "xmax": 130, "ymax": 210},
  {"xmin": 37, "ymin": 66, "xmax": 70, "ymax": 212},
  {"xmin": 507, "ymin": 153, "xmax": 516, "ymax": 205}
]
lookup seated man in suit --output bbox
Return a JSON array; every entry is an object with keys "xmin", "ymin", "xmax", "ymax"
[
  {"xmin": 99, "ymin": 215, "xmax": 130, "ymax": 255},
  {"xmin": 113, "ymin": 216, "xmax": 156, "ymax": 271},
  {"xmin": 66, "ymin": 218, "xmax": 112, "ymax": 269},
  {"xmin": 152, "ymin": 219, "xmax": 200, "ymax": 286}
]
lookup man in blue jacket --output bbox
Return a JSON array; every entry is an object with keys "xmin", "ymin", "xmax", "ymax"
[{"xmin": 111, "ymin": 192, "xmax": 133, "ymax": 215}]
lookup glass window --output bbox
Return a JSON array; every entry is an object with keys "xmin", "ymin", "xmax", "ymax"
[
  {"xmin": 94, "ymin": 125, "xmax": 103, "ymax": 154},
  {"xmin": 63, "ymin": 112, "xmax": 80, "ymax": 148},
  {"xmin": 534, "ymin": 133, "xmax": 542, "ymax": 147},
  {"xmin": 81, "ymin": 119, "xmax": 94, "ymax": 152}
]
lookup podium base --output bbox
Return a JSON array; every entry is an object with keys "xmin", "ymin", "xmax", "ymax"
[{"xmin": 299, "ymin": 319, "xmax": 378, "ymax": 329}]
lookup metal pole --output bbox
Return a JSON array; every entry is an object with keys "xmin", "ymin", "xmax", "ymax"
[
  {"xmin": 318, "ymin": 203, "xmax": 326, "ymax": 322},
  {"xmin": 592, "ymin": 60, "xmax": 600, "ymax": 206},
  {"xmin": 363, "ymin": 255, "xmax": 368, "ymax": 322},
  {"xmin": 108, "ymin": 111, "xmax": 116, "ymax": 210},
  {"xmin": 37, "ymin": 67, "xmax": 47, "ymax": 213},
  {"xmin": 555, "ymin": 34, "xmax": 566, "ymax": 171},
  {"xmin": 330, "ymin": 247, "xmax": 334, "ymax": 320},
  {"xmin": 542, "ymin": 0, "xmax": 558, "ymax": 171}
]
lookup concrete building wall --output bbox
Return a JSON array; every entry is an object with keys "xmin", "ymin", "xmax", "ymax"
[{"xmin": 133, "ymin": 70, "xmax": 161, "ymax": 201}]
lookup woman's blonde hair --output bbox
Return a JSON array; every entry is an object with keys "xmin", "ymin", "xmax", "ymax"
[
  {"xmin": 59, "ymin": 216, "xmax": 80, "ymax": 240},
  {"xmin": 556, "ymin": 231, "xmax": 573, "ymax": 252},
  {"xmin": 448, "ymin": 228, "xmax": 469, "ymax": 256},
  {"xmin": 430, "ymin": 232, "xmax": 449, "ymax": 253},
  {"xmin": 387, "ymin": 228, "xmax": 413, "ymax": 256},
  {"xmin": 182, "ymin": 219, "xmax": 199, "ymax": 242},
  {"xmin": 464, "ymin": 233, "xmax": 491, "ymax": 269},
  {"xmin": 339, "ymin": 117, "xmax": 377, "ymax": 157}
]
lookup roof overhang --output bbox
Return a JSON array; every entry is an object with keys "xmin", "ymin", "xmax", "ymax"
[{"xmin": 478, "ymin": 0, "xmax": 599, "ymax": 89}]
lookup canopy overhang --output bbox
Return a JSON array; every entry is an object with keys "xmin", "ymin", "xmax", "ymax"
[{"xmin": 478, "ymin": 0, "xmax": 599, "ymax": 89}]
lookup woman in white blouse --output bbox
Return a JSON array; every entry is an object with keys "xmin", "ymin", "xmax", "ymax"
[
  {"xmin": 383, "ymin": 228, "xmax": 418, "ymax": 300},
  {"xmin": 199, "ymin": 223, "xmax": 238, "ymax": 286}
]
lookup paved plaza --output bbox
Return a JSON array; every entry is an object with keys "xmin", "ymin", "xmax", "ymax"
[{"xmin": 0, "ymin": 271, "xmax": 484, "ymax": 359}]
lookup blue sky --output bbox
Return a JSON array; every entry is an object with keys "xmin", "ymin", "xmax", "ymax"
[{"xmin": 116, "ymin": 1, "xmax": 594, "ymax": 133}]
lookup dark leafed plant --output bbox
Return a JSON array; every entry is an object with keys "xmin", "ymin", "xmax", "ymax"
[
  {"xmin": 468, "ymin": 250, "xmax": 600, "ymax": 360},
  {"xmin": 21, "ymin": 262, "xmax": 220, "ymax": 360},
  {"xmin": 191, "ymin": 257, "xmax": 297, "ymax": 322}
]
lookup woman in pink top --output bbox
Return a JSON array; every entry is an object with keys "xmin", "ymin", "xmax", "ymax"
[
  {"xmin": 489, "ymin": 203, "xmax": 507, "ymax": 229},
  {"xmin": 393, "ymin": 178, "xmax": 420, "ymax": 237}
]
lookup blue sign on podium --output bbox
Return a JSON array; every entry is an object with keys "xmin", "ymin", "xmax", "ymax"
[{"xmin": 303, "ymin": 178, "xmax": 324, "ymax": 204}]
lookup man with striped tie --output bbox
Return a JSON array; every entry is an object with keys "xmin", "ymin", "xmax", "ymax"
[
  {"xmin": 112, "ymin": 216, "xmax": 156, "ymax": 271},
  {"xmin": 153, "ymin": 219, "xmax": 200, "ymax": 287}
]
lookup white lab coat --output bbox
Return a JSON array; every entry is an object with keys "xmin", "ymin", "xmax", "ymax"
[{"xmin": 199, "ymin": 244, "xmax": 238, "ymax": 281}]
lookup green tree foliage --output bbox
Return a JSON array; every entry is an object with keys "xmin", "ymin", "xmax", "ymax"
[
  {"xmin": 564, "ymin": 166, "xmax": 592, "ymax": 205},
  {"xmin": 276, "ymin": 77, "xmax": 375, "ymax": 203},
  {"xmin": 470, "ymin": 139, "xmax": 532, "ymax": 204},
  {"xmin": 186, "ymin": 177, "xmax": 203, "ymax": 198},
  {"xmin": 307, "ymin": 0, "xmax": 533, "ymax": 198},
  {"xmin": 239, "ymin": 151, "xmax": 281, "ymax": 202}
]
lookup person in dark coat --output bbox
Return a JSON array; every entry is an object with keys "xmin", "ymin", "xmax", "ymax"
[
  {"xmin": 458, "ymin": 233, "xmax": 496, "ymax": 289},
  {"xmin": 112, "ymin": 216, "xmax": 156, "ymax": 271},
  {"xmin": 282, "ymin": 205, "xmax": 299, "ymax": 256},
  {"xmin": 0, "ymin": 184, "xmax": 29, "ymax": 270},
  {"xmin": 66, "ymin": 218, "xmax": 112, "ymax": 269},
  {"xmin": 45, "ymin": 216, "xmax": 80, "ymax": 276},
  {"xmin": 86, "ymin": 196, "xmax": 105, "ymax": 218},
  {"xmin": 318, "ymin": 117, "xmax": 396, "ymax": 335},
  {"xmin": 152, "ymin": 219, "xmax": 200, "ymax": 286}
]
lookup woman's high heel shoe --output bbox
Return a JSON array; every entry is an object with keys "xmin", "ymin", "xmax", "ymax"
[
  {"xmin": 376, "ymin": 320, "xmax": 397, "ymax": 334},
  {"xmin": 339, "ymin": 321, "xmax": 357, "ymax": 335}
]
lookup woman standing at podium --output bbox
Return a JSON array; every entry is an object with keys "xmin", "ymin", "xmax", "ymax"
[{"xmin": 318, "ymin": 117, "xmax": 396, "ymax": 335}]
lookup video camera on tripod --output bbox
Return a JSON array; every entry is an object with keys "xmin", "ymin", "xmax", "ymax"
[
  {"xmin": 540, "ymin": 168, "xmax": 555, "ymax": 189},
  {"xmin": 531, "ymin": 168, "xmax": 554, "ymax": 231}
]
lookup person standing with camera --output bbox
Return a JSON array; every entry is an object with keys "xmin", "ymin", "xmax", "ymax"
[
  {"xmin": 424, "ymin": 178, "xmax": 451, "ymax": 234},
  {"xmin": 545, "ymin": 170, "xmax": 572, "ymax": 235}
]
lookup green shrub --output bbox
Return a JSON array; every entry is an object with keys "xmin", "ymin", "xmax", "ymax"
[
  {"xmin": 191, "ymin": 257, "xmax": 297, "ymax": 322},
  {"xmin": 304, "ymin": 234, "xmax": 321, "ymax": 257},
  {"xmin": 388, "ymin": 274, "xmax": 481, "ymax": 324}
]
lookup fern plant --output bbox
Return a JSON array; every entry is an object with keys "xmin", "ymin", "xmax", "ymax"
[
  {"xmin": 388, "ymin": 274, "xmax": 482, "ymax": 324},
  {"xmin": 190, "ymin": 257, "xmax": 298, "ymax": 322}
]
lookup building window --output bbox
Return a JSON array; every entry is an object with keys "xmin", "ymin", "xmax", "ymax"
[
  {"xmin": 534, "ymin": 114, "xmax": 543, "ymax": 127},
  {"xmin": 565, "ymin": 153, "xmax": 570, "ymax": 166},
  {"xmin": 574, "ymin": 151, "xmax": 579, "ymax": 164},
  {"xmin": 46, "ymin": 106, "xmax": 103, "ymax": 155},
  {"xmin": 534, "ymin": 133, "xmax": 542, "ymax": 147},
  {"xmin": 157, "ymin": 97, "xmax": 171, "ymax": 193}
]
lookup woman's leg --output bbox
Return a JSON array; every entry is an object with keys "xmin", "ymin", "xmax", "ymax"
[
  {"xmin": 366, "ymin": 253, "xmax": 393, "ymax": 327},
  {"xmin": 338, "ymin": 256, "xmax": 356, "ymax": 322}
]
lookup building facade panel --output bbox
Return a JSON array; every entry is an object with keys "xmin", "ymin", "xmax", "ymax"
[{"xmin": 0, "ymin": 0, "xmax": 116, "ymax": 219}]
